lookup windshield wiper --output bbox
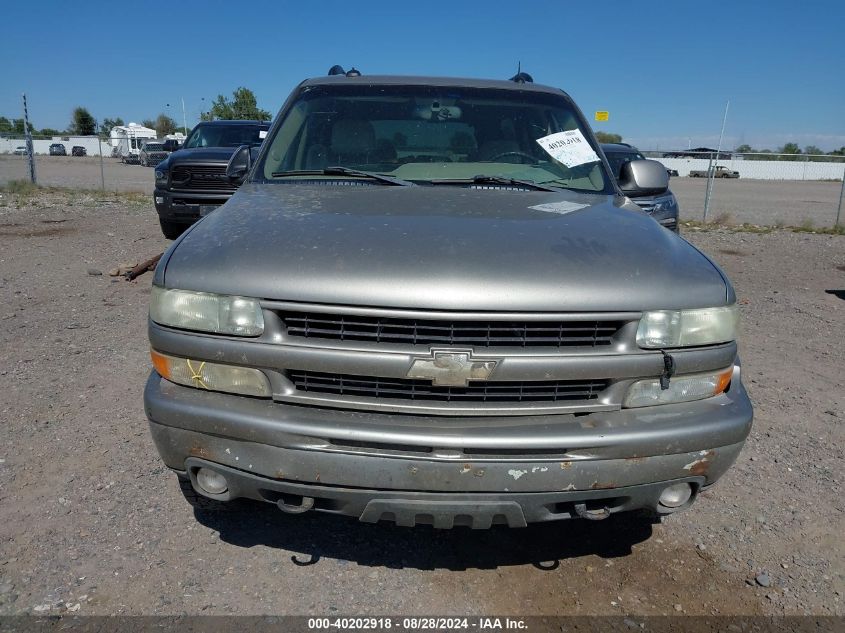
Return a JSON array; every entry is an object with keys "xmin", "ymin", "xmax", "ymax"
[
  {"xmin": 426, "ymin": 175, "xmax": 558, "ymax": 192},
  {"xmin": 270, "ymin": 167, "xmax": 413, "ymax": 186}
]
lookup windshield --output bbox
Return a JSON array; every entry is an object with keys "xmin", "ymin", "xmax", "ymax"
[
  {"xmin": 184, "ymin": 124, "xmax": 267, "ymax": 149},
  {"xmin": 259, "ymin": 84, "xmax": 611, "ymax": 193},
  {"xmin": 604, "ymin": 150, "xmax": 646, "ymax": 180}
]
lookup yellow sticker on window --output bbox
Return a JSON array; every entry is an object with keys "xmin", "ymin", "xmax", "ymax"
[{"xmin": 595, "ymin": 111, "xmax": 609, "ymax": 122}]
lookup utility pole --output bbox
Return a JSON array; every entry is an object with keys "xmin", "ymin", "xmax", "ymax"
[
  {"xmin": 181, "ymin": 97, "xmax": 187, "ymax": 135},
  {"xmin": 837, "ymin": 164, "xmax": 844, "ymax": 227},
  {"xmin": 22, "ymin": 93, "xmax": 36, "ymax": 184},
  {"xmin": 96, "ymin": 123, "xmax": 105, "ymax": 191},
  {"xmin": 703, "ymin": 100, "xmax": 730, "ymax": 222}
]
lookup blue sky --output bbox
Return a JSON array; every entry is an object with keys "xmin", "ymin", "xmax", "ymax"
[{"xmin": 2, "ymin": 0, "xmax": 843, "ymax": 150}]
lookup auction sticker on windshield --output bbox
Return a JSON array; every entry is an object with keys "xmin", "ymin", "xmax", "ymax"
[{"xmin": 536, "ymin": 130, "xmax": 600, "ymax": 167}]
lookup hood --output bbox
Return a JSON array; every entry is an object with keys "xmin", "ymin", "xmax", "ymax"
[
  {"xmin": 161, "ymin": 184, "xmax": 729, "ymax": 312},
  {"xmin": 166, "ymin": 147, "xmax": 238, "ymax": 164}
]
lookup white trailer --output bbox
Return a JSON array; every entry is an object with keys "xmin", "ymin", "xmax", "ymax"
[{"xmin": 110, "ymin": 123, "xmax": 157, "ymax": 163}]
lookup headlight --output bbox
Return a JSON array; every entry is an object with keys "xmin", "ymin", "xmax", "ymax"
[
  {"xmin": 655, "ymin": 196, "xmax": 677, "ymax": 211},
  {"xmin": 624, "ymin": 366, "xmax": 733, "ymax": 408},
  {"xmin": 150, "ymin": 286, "xmax": 264, "ymax": 336},
  {"xmin": 636, "ymin": 305, "xmax": 738, "ymax": 348},
  {"xmin": 155, "ymin": 169, "xmax": 167, "ymax": 182},
  {"xmin": 151, "ymin": 350, "xmax": 271, "ymax": 397}
]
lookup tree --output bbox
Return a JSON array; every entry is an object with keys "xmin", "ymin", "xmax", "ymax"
[
  {"xmin": 141, "ymin": 119, "xmax": 156, "ymax": 130},
  {"xmin": 12, "ymin": 118, "xmax": 27, "ymax": 134},
  {"xmin": 0, "ymin": 117, "xmax": 12, "ymax": 133},
  {"xmin": 803, "ymin": 145, "xmax": 822, "ymax": 156},
  {"xmin": 735, "ymin": 144, "xmax": 753, "ymax": 153},
  {"xmin": 100, "ymin": 117, "xmax": 124, "ymax": 138},
  {"xmin": 154, "ymin": 113, "xmax": 177, "ymax": 137},
  {"xmin": 777, "ymin": 142, "xmax": 801, "ymax": 160},
  {"xmin": 39, "ymin": 128, "xmax": 61, "ymax": 137},
  {"xmin": 595, "ymin": 131, "xmax": 622, "ymax": 144},
  {"xmin": 202, "ymin": 87, "xmax": 271, "ymax": 121},
  {"xmin": 70, "ymin": 107, "xmax": 97, "ymax": 136}
]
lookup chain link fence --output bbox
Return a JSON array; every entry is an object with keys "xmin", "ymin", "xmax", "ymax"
[
  {"xmin": 0, "ymin": 133, "xmax": 157, "ymax": 193},
  {"xmin": 641, "ymin": 150, "xmax": 845, "ymax": 228},
  {"xmin": 2, "ymin": 136, "xmax": 844, "ymax": 227}
]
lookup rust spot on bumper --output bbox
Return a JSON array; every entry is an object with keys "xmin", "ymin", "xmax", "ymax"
[
  {"xmin": 189, "ymin": 446, "xmax": 212, "ymax": 459},
  {"xmin": 560, "ymin": 461, "xmax": 573, "ymax": 470},
  {"xmin": 590, "ymin": 481, "xmax": 617, "ymax": 490},
  {"xmin": 684, "ymin": 450, "xmax": 716, "ymax": 476}
]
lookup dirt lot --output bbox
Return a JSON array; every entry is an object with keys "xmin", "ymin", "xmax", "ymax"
[
  {"xmin": 2, "ymin": 155, "xmax": 844, "ymax": 227},
  {"xmin": 0, "ymin": 188, "xmax": 842, "ymax": 618},
  {"xmin": 0, "ymin": 156, "xmax": 154, "ymax": 195},
  {"xmin": 669, "ymin": 178, "xmax": 844, "ymax": 227}
]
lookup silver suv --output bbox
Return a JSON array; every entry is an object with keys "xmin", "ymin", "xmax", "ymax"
[
  {"xmin": 144, "ymin": 70, "xmax": 751, "ymax": 529},
  {"xmin": 602, "ymin": 143, "xmax": 680, "ymax": 232}
]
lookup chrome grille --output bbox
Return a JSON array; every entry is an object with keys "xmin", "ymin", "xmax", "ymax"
[
  {"xmin": 280, "ymin": 313, "xmax": 622, "ymax": 348},
  {"xmin": 288, "ymin": 370, "xmax": 608, "ymax": 403}
]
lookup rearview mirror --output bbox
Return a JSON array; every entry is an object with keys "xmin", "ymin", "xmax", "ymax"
[
  {"xmin": 226, "ymin": 144, "xmax": 252, "ymax": 184},
  {"xmin": 618, "ymin": 159, "xmax": 669, "ymax": 197}
]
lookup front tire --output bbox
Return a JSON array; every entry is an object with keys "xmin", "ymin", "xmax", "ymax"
[{"xmin": 159, "ymin": 218, "xmax": 187, "ymax": 240}]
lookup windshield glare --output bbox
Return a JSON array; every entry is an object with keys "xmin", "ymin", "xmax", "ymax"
[
  {"xmin": 260, "ymin": 85, "xmax": 611, "ymax": 192},
  {"xmin": 184, "ymin": 124, "xmax": 267, "ymax": 149}
]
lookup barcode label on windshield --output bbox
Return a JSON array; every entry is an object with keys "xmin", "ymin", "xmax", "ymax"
[{"xmin": 536, "ymin": 129, "xmax": 600, "ymax": 167}]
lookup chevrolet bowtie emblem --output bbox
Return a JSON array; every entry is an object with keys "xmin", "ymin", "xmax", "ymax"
[{"xmin": 406, "ymin": 349, "xmax": 498, "ymax": 386}]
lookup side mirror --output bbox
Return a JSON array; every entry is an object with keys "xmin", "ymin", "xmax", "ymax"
[
  {"xmin": 618, "ymin": 159, "xmax": 669, "ymax": 197},
  {"xmin": 226, "ymin": 144, "xmax": 251, "ymax": 184}
]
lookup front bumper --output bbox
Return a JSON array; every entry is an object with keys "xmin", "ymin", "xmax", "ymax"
[
  {"xmin": 154, "ymin": 188, "xmax": 234, "ymax": 224},
  {"xmin": 144, "ymin": 366, "xmax": 753, "ymax": 526}
]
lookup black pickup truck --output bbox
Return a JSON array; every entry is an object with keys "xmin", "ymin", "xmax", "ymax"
[{"xmin": 153, "ymin": 120, "xmax": 270, "ymax": 239}]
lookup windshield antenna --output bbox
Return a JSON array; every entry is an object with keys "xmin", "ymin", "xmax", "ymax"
[{"xmin": 509, "ymin": 62, "xmax": 533, "ymax": 83}]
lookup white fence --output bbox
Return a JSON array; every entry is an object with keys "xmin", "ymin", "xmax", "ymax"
[
  {"xmin": 649, "ymin": 155, "xmax": 845, "ymax": 181},
  {"xmin": 0, "ymin": 135, "xmax": 110, "ymax": 156}
]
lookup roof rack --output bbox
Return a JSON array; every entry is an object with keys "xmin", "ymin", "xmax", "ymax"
[{"xmin": 327, "ymin": 65, "xmax": 362, "ymax": 77}]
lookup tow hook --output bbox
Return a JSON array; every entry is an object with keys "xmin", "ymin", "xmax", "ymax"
[
  {"xmin": 660, "ymin": 350, "xmax": 676, "ymax": 390},
  {"xmin": 277, "ymin": 496, "xmax": 315, "ymax": 514},
  {"xmin": 574, "ymin": 502, "xmax": 611, "ymax": 521}
]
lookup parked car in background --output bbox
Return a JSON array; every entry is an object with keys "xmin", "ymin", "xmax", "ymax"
[
  {"xmin": 49, "ymin": 143, "xmax": 67, "ymax": 156},
  {"xmin": 689, "ymin": 165, "xmax": 740, "ymax": 179},
  {"xmin": 162, "ymin": 138, "xmax": 183, "ymax": 153},
  {"xmin": 13, "ymin": 146, "xmax": 27, "ymax": 155},
  {"xmin": 71, "ymin": 146, "xmax": 87, "ymax": 157},
  {"xmin": 153, "ymin": 120, "xmax": 269, "ymax": 239},
  {"xmin": 602, "ymin": 143, "xmax": 680, "ymax": 232},
  {"xmin": 139, "ymin": 141, "xmax": 169, "ymax": 167},
  {"xmin": 144, "ymin": 70, "xmax": 750, "ymax": 529}
]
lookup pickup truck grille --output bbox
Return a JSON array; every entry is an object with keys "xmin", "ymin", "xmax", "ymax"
[
  {"xmin": 170, "ymin": 165, "xmax": 235, "ymax": 191},
  {"xmin": 288, "ymin": 370, "xmax": 608, "ymax": 403},
  {"xmin": 280, "ymin": 312, "xmax": 622, "ymax": 348}
]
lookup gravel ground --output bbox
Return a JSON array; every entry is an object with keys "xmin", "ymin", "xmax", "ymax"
[
  {"xmin": 2, "ymin": 155, "xmax": 844, "ymax": 227},
  {"xmin": 0, "ymin": 189, "xmax": 842, "ymax": 617},
  {"xmin": 669, "ymin": 178, "xmax": 844, "ymax": 227}
]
